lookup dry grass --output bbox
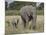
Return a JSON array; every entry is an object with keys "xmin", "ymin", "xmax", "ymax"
[{"xmin": 5, "ymin": 15, "xmax": 44, "ymax": 34}]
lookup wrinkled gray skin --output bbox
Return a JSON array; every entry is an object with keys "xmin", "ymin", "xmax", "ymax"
[{"xmin": 20, "ymin": 5, "xmax": 37, "ymax": 29}]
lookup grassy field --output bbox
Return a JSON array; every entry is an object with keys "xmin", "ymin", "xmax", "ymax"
[
  {"xmin": 5, "ymin": 9, "xmax": 44, "ymax": 35},
  {"xmin": 5, "ymin": 15, "xmax": 44, "ymax": 35}
]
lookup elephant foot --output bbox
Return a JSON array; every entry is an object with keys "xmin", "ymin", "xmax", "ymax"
[{"xmin": 33, "ymin": 26, "xmax": 36, "ymax": 30}]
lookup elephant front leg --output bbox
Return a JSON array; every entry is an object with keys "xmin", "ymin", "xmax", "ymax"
[
  {"xmin": 26, "ymin": 20, "xmax": 29, "ymax": 29},
  {"xmin": 31, "ymin": 15, "xmax": 36, "ymax": 30}
]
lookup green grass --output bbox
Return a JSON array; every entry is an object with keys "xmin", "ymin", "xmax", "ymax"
[
  {"xmin": 37, "ymin": 10, "xmax": 44, "ymax": 15},
  {"xmin": 5, "ymin": 9, "xmax": 44, "ymax": 16},
  {"xmin": 5, "ymin": 10, "xmax": 20, "ymax": 16}
]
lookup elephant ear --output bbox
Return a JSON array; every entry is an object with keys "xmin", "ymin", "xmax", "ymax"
[{"xmin": 21, "ymin": 15, "xmax": 26, "ymax": 23}]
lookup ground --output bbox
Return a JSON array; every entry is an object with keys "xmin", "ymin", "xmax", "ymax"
[{"xmin": 5, "ymin": 15, "xmax": 44, "ymax": 34}]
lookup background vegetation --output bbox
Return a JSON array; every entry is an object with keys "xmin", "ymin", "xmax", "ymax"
[{"xmin": 5, "ymin": 1, "xmax": 44, "ymax": 16}]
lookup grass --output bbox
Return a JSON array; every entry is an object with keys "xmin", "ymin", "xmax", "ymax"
[
  {"xmin": 37, "ymin": 10, "xmax": 44, "ymax": 15},
  {"xmin": 5, "ymin": 10, "xmax": 20, "ymax": 16},
  {"xmin": 5, "ymin": 15, "xmax": 44, "ymax": 34},
  {"xmin": 5, "ymin": 9, "xmax": 44, "ymax": 16}
]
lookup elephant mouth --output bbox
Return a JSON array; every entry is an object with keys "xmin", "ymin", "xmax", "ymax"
[
  {"xmin": 26, "ymin": 12, "xmax": 33, "ymax": 21},
  {"xmin": 28, "ymin": 15, "xmax": 33, "ymax": 21}
]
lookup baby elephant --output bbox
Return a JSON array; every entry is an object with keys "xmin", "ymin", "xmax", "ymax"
[
  {"xmin": 12, "ymin": 18, "xmax": 19, "ymax": 28},
  {"xmin": 20, "ymin": 5, "xmax": 37, "ymax": 30}
]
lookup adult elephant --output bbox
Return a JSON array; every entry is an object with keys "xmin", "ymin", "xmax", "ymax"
[{"xmin": 20, "ymin": 5, "xmax": 37, "ymax": 30}]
